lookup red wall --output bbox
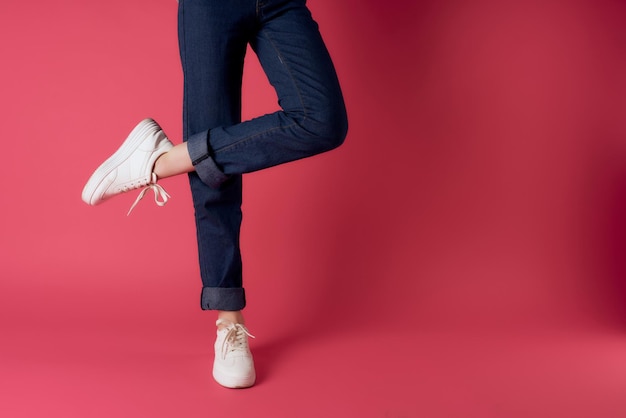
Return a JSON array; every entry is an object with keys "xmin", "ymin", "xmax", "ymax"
[{"xmin": 2, "ymin": 0, "xmax": 626, "ymax": 335}]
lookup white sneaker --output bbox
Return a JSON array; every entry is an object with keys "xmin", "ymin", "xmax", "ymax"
[
  {"xmin": 82, "ymin": 118, "xmax": 174, "ymax": 215},
  {"xmin": 213, "ymin": 319, "xmax": 256, "ymax": 388}
]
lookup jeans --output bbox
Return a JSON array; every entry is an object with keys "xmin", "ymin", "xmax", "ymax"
[{"xmin": 177, "ymin": 0, "xmax": 348, "ymax": 310}]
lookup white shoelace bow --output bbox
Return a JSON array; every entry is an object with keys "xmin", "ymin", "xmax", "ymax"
[
  {"xmin": 127, "ymin": 173, "xmax": 171, "ymax": 216},
  {"xmin": 218, "ymin": 322, "xmax": 255, "ymax": 360}
]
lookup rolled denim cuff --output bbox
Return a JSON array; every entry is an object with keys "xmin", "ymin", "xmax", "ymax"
[
  {"xmin": 187, "ymin": 130, "xmax": 229, "ymax": 188},
  {"xmin": 201, "ymin": 287, "xmax": 246, "ymax": 311}
]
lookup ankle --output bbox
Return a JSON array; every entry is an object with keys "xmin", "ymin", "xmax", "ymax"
[
  {"xmin": 153, "ymin": 152, "xmax": 168, "ymax": 179},
  {"xmin": 153, "ymin": 142, "xmax": 193, "ymax": 179},
  {"xmin": 217, "ymin": 311, "xmax": 245, "ymax": 328}
]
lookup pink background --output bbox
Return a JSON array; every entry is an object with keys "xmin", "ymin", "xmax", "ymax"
[{"xmin": 2, "ymin": 0, "xmax": 626, "ymax": 416}]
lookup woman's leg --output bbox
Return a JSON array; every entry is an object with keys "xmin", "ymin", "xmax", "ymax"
[
  {"xmin": 178, "ymin": 0, "xmax": 253, "ymax": 313},
  {"xmin": 154, "ymin": 0, "xmax": 346, "ymax": 318},
  {"xmin": 167, "ymin": 0, "xmax": 347, "ymax": 314},
  {"xmin": 178, "ymin": 0, "xmax": 257, "ymax": 389},
  {"xmin": 161, "ymin": 0, "xmax": 347, "ymax": 317},
  {"xmin": 186, "ymin": 0, "xmax": 348, "ymax": 189},
  {"xmin": 154, "ymin": 142, "xmax": 192, "ymax": 179}
]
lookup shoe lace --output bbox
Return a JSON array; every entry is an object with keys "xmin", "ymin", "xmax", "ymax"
[
  {"xmin": 126, "ymin": 173, "xmax": 171, "ymax": 216},
  {"xmin": 218, "ymin": 322, "xmax": 255, "ymax": 360}
]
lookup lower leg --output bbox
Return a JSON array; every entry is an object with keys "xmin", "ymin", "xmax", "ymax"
[
  {"xmin": 153, "ymin": 142, "xmax": 194, "ymax": 179},
  {"xmin": 218, "ymin": 310, "xmax": 245, "ymax": 327}
]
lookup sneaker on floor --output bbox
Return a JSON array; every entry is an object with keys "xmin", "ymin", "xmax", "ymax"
[
  {"xmin": 213, "ymin": 319, "xmax": 256, "ymax": 388},
  {"xmin": 81, "ymin": 118, "xmax": 174, "ymax": 214}
]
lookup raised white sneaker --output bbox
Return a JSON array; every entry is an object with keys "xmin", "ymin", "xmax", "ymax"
[
  {"xmin": 213, "ymin": 319, "xmax": 256, "ymax": 388},
  {"xmin": 81, "ymin": 118, "xmax": 174, "ymax": 215}
]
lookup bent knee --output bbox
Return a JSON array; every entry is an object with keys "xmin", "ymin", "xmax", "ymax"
[{"xmin": 301, "ymin": 107, "xmax": 348, "ymax": 153}]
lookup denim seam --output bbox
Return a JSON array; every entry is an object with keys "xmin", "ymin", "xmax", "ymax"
[
  {"xmin": 179, "ymin": 1, "xmax": 189, "ymax": 142},
  {"xmin": 262, "ymin": 29, "xmax": 309, "ymax": 121},
  {"xmin": 192, "ymin": 153, "xmax": 210, "ymax": 166}
]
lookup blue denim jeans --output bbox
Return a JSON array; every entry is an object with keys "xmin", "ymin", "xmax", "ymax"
[{"xmin": 177, "ymin": 0, "xmax": 348, "ymax": 310}]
